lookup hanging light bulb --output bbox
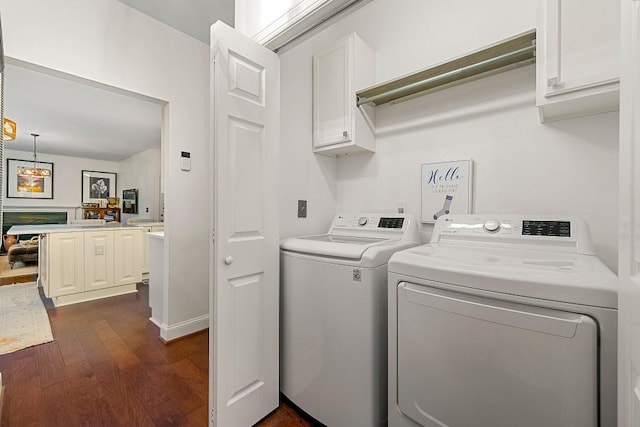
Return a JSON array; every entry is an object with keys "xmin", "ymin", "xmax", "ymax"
[{"xmin": 16, "ymin": 133, "xmax": 51, "ymax": 177}]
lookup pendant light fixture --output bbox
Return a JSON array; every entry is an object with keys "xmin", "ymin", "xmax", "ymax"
[{"xmin": 17, "ymin": 133, "xmax": 51, "ymax": 177}]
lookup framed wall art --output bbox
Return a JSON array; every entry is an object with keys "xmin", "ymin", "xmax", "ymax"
[
  {"xmin": 421, "ymin": 160, "xmax": 473, "ymax": 223},
  {"xmin": 6, "ymin": 158, "xmax": 54, "ymax": 199},
  {"xmin": 82, "ymin": 170, "xmax": 117, "ymax": 204}
]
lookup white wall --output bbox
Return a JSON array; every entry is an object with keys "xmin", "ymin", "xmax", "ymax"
[
  {"xmin": 118, "ymin": 148, "xmax": 161, "ymax": 223},
  {"xmin": 3, "ymin": 148, "xmax": 119, "ymax": 219},
  {"xmin": 280, "ymin": 44, "xmax": 338, "ymax": 239},
  {"xmin": 279, "ymin": 0, "xmax": 619, "ymax": 270},
  {"xmin": 1, "ymin": 0, "xmax": 210, "ymax": 329}
]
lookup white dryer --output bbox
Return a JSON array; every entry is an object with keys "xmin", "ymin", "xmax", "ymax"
[
  {"xmin": 281, "ymin": 213, "xmax": 420, "ymax": 426},
  {"xmin": 388, "ymin": 215, "xmax": 617, "ymax": 427}
]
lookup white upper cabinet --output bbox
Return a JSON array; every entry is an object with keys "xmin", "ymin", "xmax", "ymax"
[
  {"xmin": 313, "ymin": 33, "xmax": 375, "ymax": 156},
  {"xmin": 536, "ymin": 0, "xmax": 620, "ymax": 122},
  {"xmin": 235, "ymin": 0, "xmax": 363, "ymax": 50}
]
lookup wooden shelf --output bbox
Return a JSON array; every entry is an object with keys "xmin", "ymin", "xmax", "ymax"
[
  {"xmin": 83, "ymin": 207, "xmax": 121, "ymax": 222},
  {"xmin": 356, "ymin": 29, "xmax": 536, "ymax": 107}
]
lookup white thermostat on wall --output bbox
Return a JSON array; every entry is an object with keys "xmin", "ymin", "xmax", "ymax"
[{"xmin": 180, "ymin": 151, "xmax": 191, "ymax": 171}]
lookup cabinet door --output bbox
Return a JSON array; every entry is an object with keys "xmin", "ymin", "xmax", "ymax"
[
  {"xmin": 84, "ymin": 230, "xmax": 114, "ymax": 291},
  {"xmin": 546, "ymin": 0, "xmax": 618, "ymax": 91},
  {"xmin": 313, "ymin": 36, "xmax": 352, "ymax": 148},
  {"xmin": 313, "ymin": 33, "xmax": 375, "ymax": 156},
  {"xmin": 537, "ymin": 0, "xmax": 620, "ymax": 121},
  {"xmin": 114, "ymin": 229, "xmax": 142, "ymax": 286},
  {"xmin": 48, "ymin": 232, "xmax": 84, "ymax": 297}
]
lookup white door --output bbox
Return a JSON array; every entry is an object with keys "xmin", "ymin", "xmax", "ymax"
[
  {"xmin": 209, "ymin": 21, "xmax": 280, "ymax": 427},
  {"xmin": 619, "ymin": 1, "xmax": 640, "ymax": 425}
]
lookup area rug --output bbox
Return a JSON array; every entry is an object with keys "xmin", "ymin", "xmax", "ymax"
[{"xmin": 0, "ymin": 282, "xmax": 53, "ymax": 355}]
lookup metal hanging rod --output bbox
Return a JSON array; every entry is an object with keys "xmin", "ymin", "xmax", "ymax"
[{"xmin": 356, "ymin": 29, "xmax": 536, "ymax": 107}]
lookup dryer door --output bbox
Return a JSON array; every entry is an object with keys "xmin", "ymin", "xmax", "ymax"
[{"xmin": 396, "ymin": 282, "xmax": 598, "ymax": 427}]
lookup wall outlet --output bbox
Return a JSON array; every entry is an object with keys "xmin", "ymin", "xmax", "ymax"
[
  {"xmin": 95, "ymin": 246, "xmax": 104, "ymax": 256},
  {"xmin": 396, "ymin": 200, "xmax": 407, "ymax": 214},
  {"xmin": 298, "ymin": 200, "xmax": 307, "ymax": 218}
]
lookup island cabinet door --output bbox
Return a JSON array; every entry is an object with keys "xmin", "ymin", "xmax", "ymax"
[
  {"xmin": 114, "ymin": 228, "xmax": 142, "ymax": 286},
  {"xmin": 84, "ymin": 230, "xmax": 115, "ymax": 291},
  {"xmin": 48, "ymin": 232, "xmax": 85, "ymax": 297}
]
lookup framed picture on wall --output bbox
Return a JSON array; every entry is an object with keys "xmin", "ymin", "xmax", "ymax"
[
  {"xmin": 6, "ymin": 158, "xmax": 54, "ymax": 199},
  {"xmin": 420, "ymin": 160, "xmax": 473, "ymax": 223},
  {"xmin": 82, "ymin": 170, "xmax": 117, "ymax": 204}
]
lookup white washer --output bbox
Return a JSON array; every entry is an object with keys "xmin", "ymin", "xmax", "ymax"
[
  {"xmin": 281, "ymin": 213, "xmax": 420, "ymax": 426},
  {"xmin": 388, "ymin": 215, "xmax": 617, "ymax": 427}
]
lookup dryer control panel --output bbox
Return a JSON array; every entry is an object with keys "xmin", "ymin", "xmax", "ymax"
[{"xmin": 431, "ymin": 214, "xmax": 594, "ymax": 255}]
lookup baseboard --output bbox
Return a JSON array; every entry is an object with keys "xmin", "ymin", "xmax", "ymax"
[
  {"xmin": 52, "ymin": 283, "xmax": 137, "ymax": 307},
  {"xmin": 157, "ymin": 314, "xmax": 209, "ymax": 342}
]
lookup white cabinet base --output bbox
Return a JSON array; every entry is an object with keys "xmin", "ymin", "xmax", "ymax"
[{"xmin": 49, "ymin": 283, "xmax": 137, "ymax": 307}]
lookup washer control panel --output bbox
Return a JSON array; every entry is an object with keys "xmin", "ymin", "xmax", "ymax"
[
  {"xmin": 328, "ymin": 214, "xmax": 419, "ymax": 241},
  {"xmin": 333, "ymin": 214, "xmax": 406, "ymax": 230},
  {"xmin": 522, "ymin": 220, "xmax": 571, "ymax": 237},
  {"xmin": 328, "ymin": 213, "xmax": 422, "ymax": 243},
  {"xmin": 483, "ymin": 219, "xmax": 501, "ymax": 233}
]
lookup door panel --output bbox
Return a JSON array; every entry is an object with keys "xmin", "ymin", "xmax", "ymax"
[
  {"xmin": 229, "ymin": 117, "xmax": 264, "ymax": 234},
  {"xmin": 398, "ymin": 283, "xmax": 598, "ymax": 427},
  {"xmin": 210, "ymin": 21, "xmax": 280, "ymax": 427},
  {"xmin": 619, "ymin": 1, "xmax": 640, "ymax": 426},
  {"xmin": 114, "ymin": 229, "xmax": 142, "ymax": 286},
  {"xmin": 84, "ymin": 230, "xmax": 114, "ymax": 291},
  {"xmin": 49, "ymin": 232, "xmax": 84, "ymax": 297}
]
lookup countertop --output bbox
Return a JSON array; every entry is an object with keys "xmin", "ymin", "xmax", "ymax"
[
  {"xmin": 8, "ymin": 223, "xmax": 132, "ymax": 235},
  {"xmin": 128, "ymin": 222, "xmax": 165, "ymax": 227}
]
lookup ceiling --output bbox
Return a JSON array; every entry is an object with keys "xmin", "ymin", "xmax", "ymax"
[
  {"xmin": 117, "ymin": 0, "xmax": 235, "ymax": 44},
  {"xmin": 3, "ymin": 64, "xmax": 162, "ymax": 162}
]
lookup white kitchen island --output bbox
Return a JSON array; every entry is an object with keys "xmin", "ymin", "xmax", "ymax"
[{"xmin": 8, "ymin": 223, "xmax": 144, "ymax": 307}]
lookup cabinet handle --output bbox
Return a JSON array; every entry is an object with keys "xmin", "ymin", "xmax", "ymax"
[
  {"xmin": 342, "ymin": 131, "xmax": 349, "ymax": 139},
  {"xmin": 224, "ymin": 256, "xmax": 234, "ymax": 265}
]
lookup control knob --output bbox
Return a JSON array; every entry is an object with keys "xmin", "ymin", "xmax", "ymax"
[
  {"xmin": 483, "ymin": 219, "xmax": 501, "ymax": 233},
  {"xmin": 358, "ymin": 217, "xmax": 368, "ymax": 226}
]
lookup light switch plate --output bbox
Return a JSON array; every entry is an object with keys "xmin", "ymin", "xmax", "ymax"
[
  {"xmin": 180, "ymin": 151, "xmax": 191, "ymax": 171},
  {"xmin": 298, "ymin": 200, "xmax": 307, "ymax": 218}
]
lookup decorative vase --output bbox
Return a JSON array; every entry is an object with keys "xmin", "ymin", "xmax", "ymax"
[{"xmin": 3, "ymin": 234, "xmax": 17, "ymax": 252}]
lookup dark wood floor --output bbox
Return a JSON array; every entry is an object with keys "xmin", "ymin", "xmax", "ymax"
[{"xmin": 0, "ymin": 283, "xmax": 310, "ymax": 426}]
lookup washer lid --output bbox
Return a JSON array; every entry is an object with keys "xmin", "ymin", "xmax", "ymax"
[
  {"xmin": 388, "ymin": 243, "xmax": 617, "ymax": 308},
  {"xmin": 280, "ymin": 234, "xmax": 393, "ymax": 259}
]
